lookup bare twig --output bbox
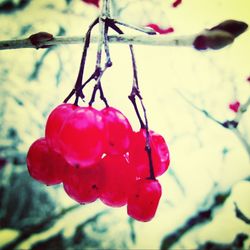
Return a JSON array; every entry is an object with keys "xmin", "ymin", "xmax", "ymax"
[
  {"xmin": 63, "ymin": 17, "xmax": 99, "ymax": 105},
  {"xmin": 176, "ymin": 90, "xmax": 250, "ymax": 158},
  {"xmin": 231, "ymin": 128, "xmax": 250, "ymax": 157},
  {"xmin": 2, "ymin": 204, "xmax": 79, "ymax": 250},
  {"xmin": 0, "ymin": 34, "xmax": 205, "ymax": 50},
  {"xmin": 175, "ymin": 90, "xmax": 223, "ymax": 126},
  {"xmin": 234, "ymin": 202, "xmax": 250, "ymax": 224},
  {"xmin": 88, "ymin": 0, "xmax": 111, "ymax": 106},
  {"xmin": 198, "ymin": 233, "xmax": 248, "ymax": 250},
  {"xmin": 234, "ymin": 97, "xmax": 250, "ymax": 123},
  {"xmin": 160, "ymin": 191, "xmax": 231, "ymax": 250},
  {"xmin": 128, "ymin": 44, "xmax": 156, "ymax": 180}
]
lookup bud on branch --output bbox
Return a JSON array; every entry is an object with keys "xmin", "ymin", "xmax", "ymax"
[
  {"xmin": 193, "ymin": 20, "xmax": 248, "ymax": 50},
  {"xmin": 0, "ymin": 20, "xmax": 247, "ymax": 51}
]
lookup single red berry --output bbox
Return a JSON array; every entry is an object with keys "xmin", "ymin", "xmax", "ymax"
[
  {"xmin": 172, "ymin": 0, "xmax": 182, "ymax": 8},
  {"xmin": 229, "ymin": 101, "xmax": 241, "ymax": 113},
  {"xmin": 99, "ymin": 154, "xmax": 135, "ymax": 207},
  {"xmin": 63, "ymin": 164, "xmax": 101, "ymax": 204},
  {"xmin": 45, "ymin": 103, "xmax": 78, "ymax": 153},
  {"xmin": 127, "ymin": 179, "xmax": 162, "ymax": 222},
  {"xmin": 129, "ymin": 129, "xmax": 170, "ymax": 178},
  {"xmin": 101, "ymin": 107, "xmax": 133, "ymax": 155},
  {"xmin": 26, "ymin": 137, "xmax": 67, "ymax": 185},
  {"xmin": 247, "ymin": 76, "xmax": 250, "ymax": 82},
  {"xmin": 59, "ymin": 106, "xmax": 106, "ymax": 167},
  {"xmin": 146, "ymin": 24, "xmax": 174, "ymax": 35},
  {"xmin": 81, "ymin": 0, "xmax": 99, "ymax": 7}
]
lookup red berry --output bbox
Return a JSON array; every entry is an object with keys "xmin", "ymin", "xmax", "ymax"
[
  {"xmin": 129, "ymin": 129, "xmax": 170, "ymax": 178},
  {"xmin": 146, "ymin": 24, "xmax": 174, "ymax": 35},
  {"xmin": 102, "ymin": 107, "xmax": 133, "ymax": 155},
  {"xmin": 127, "ymin": 179, "xmax": 162, "ymax": 222},
  {"xmin": 26, "ymin": 138, "xmax": 67, "ymax": 185},
  {"xmin": 81, "ymin": 0, "xmax": 99, "ymax": 7},
  {"xmin": 59, "ymin": 106, "xmax": 106, "ymax": 167},
  {"xmin": 172, "ymin": 0, "xmax": 182, "ymax": 8},
  {"xmin": 229, "ymin": 101, "xmax": 241, "ymax": 113},
  {"xmin": 45, "ymin": 103, "xmax": 78, "ymax": 153},
  {"xmin": 99, "ymin": 155, "xmax": 135, "ymax": 207},
  {"xmin": 63, "ymin": 164, "xmax": 101, "ymax": 204}
]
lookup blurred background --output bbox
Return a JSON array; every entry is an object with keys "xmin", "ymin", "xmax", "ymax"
[{"xmin": 0, "ymin": 0, "xmax": 250, "ymax": 249}]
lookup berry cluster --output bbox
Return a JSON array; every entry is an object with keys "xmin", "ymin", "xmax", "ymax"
[{"xmin": 27, "ymin": 103, "xmax": 170, "ymax": 222}]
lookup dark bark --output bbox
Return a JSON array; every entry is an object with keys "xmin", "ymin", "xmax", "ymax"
[{"xmin": 160, "ymin": 191, "xmax": 231, "ymax": 250}]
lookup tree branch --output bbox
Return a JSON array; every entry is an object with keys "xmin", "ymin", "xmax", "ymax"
[
  {"xmin": 160, "ymin": 191, "xmax": 231, "ymax": 250},
  {"xmin": 234, "ymin": 202, "xmax": 250, "ymax": 225},
  {"xmin": 0, "ymin": 19, "xmax": 247, "ymax": 50},
  {"xmin": 176, "ymin": 90, "xmax": 250, "ymax": 158},
  {"xmin": 0, "ymin": 34, "xmax": 195, "ymax": 50},
  {"xmin": 2, "ymin": 204, "xmax": 79, "ymax": 250}
]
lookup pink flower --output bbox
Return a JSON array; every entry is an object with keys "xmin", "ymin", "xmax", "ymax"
[
  {"xmin": 146, "ymin": 24, "xmax": 174, "ymax": 35},
  {"xmin": 229, "ymin": 101, "xmax": 241, "ymax": 113}
]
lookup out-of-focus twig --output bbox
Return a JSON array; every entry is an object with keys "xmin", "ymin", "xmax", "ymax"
[
  {"xmin": 2, "ymin": 204, "xmax": 79, "ymax": 250},
  {"xmin": 160, "ymin": 191, "xmax": 231, "ymax": 250},
  {"xmin": 198, "ymin": 233, "xmax": 248, "ymax": 250},
  {"xmin": 176, "ymin": 90, "xmax": 250, "ymax": 158},
  {"xmin": 234, "ymin": 202, "xmax": 250, "ymax": 224}
]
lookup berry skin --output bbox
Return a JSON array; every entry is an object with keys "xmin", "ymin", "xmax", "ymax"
[
  {"xmin": 59, "ymin": 106, "xmax": 106, "ymax": 167},
  {"xmin": 101, "ymin": 107, "xmax": 133, "ymax": 155},
  {"xmin": 99, "ymin": 154, "xmax": 135, "ymax": 207},
  {"xmin": 45, "ymin": 103, "xmax": 78, "ymax": 153},
  {"xmin": 63, "ymin": 164, "xmax": 101, "ymax": 204},
  {"xmin": 229, "ymin": 101, "xmax": 240, "ymax": 113},
  {"xmin": 26, "ymin": 137, "xmax": 67, "ymax": 185},
  {"xmin": 129, "ymin": 129, "xmax": 170, "ymax": 178},
  {"xmin": 127, "ymin": 179, "xmax": 162, "ymax": 222},
  {"xmin": 81, "ymin": 0, "xmax": 99, "ymax": 7},
  {"xmin": 172, "ymin": 0, "xmax": 182, "ymax": 8}
]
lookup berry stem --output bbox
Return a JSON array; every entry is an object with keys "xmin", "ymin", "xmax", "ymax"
[
  {"xmin": 128, "ymin": 93, "xmax": 145, "ymax": 129},
  {"xmin": 107, "ymin": 22, "xmax": 146, "ymax": 128},
  {"xmin": 103, "ymin": 20, "xmax": 112, "ymax": 67},
  {"xmin": 89, "ymin": 78, "xmax": 109, "ymax": 107},
  {"xmin": 95, "ymin": 0, "xmax": 112, "ymax": 69},
  {"xmin": 88, "ymin": 0, "xmax": 112, "ymax": 107},
  {"xmin": 107, "ymin": 20, "xmax": 156, "ymax": 179},
  {"xmin": 128, "ymin": 44, "xmax": 156, "ymax": 180},
  {"xmin": 114, "ymin": 19, "xmax": 157, "ymax": 35},
  {"xmin": 63, "ymin": 17, "xmax": 99, "ymax": 104}
]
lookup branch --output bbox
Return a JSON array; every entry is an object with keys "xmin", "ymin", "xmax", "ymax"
[
  {"xmin": 198, "ymin": 233, "xmax": 248, "ymax": 250},
  {"xmin": 160, "ymin": 191, "xmax": 231, "ymax": 250},
  {"xmin": 234, "ymin": 202, "xmax": 250, "ymax": 225},
  {"xmin": 176, "ymin": 90, "xmax": 250, "ymax": 158},
  {"xmin": 2, "ymin": 204, "xmax": 79, "ymax": 250},
  {"xmin": 234, "ymin": 97, "xmax": 250, "ymax": 123},
  {"xmin": 0, "ymin": 34, "xmax": 196, "ymax": 50},
  {"xmin": 0, "ymin": 19, "xmax": 247, "ymax": 50}
]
